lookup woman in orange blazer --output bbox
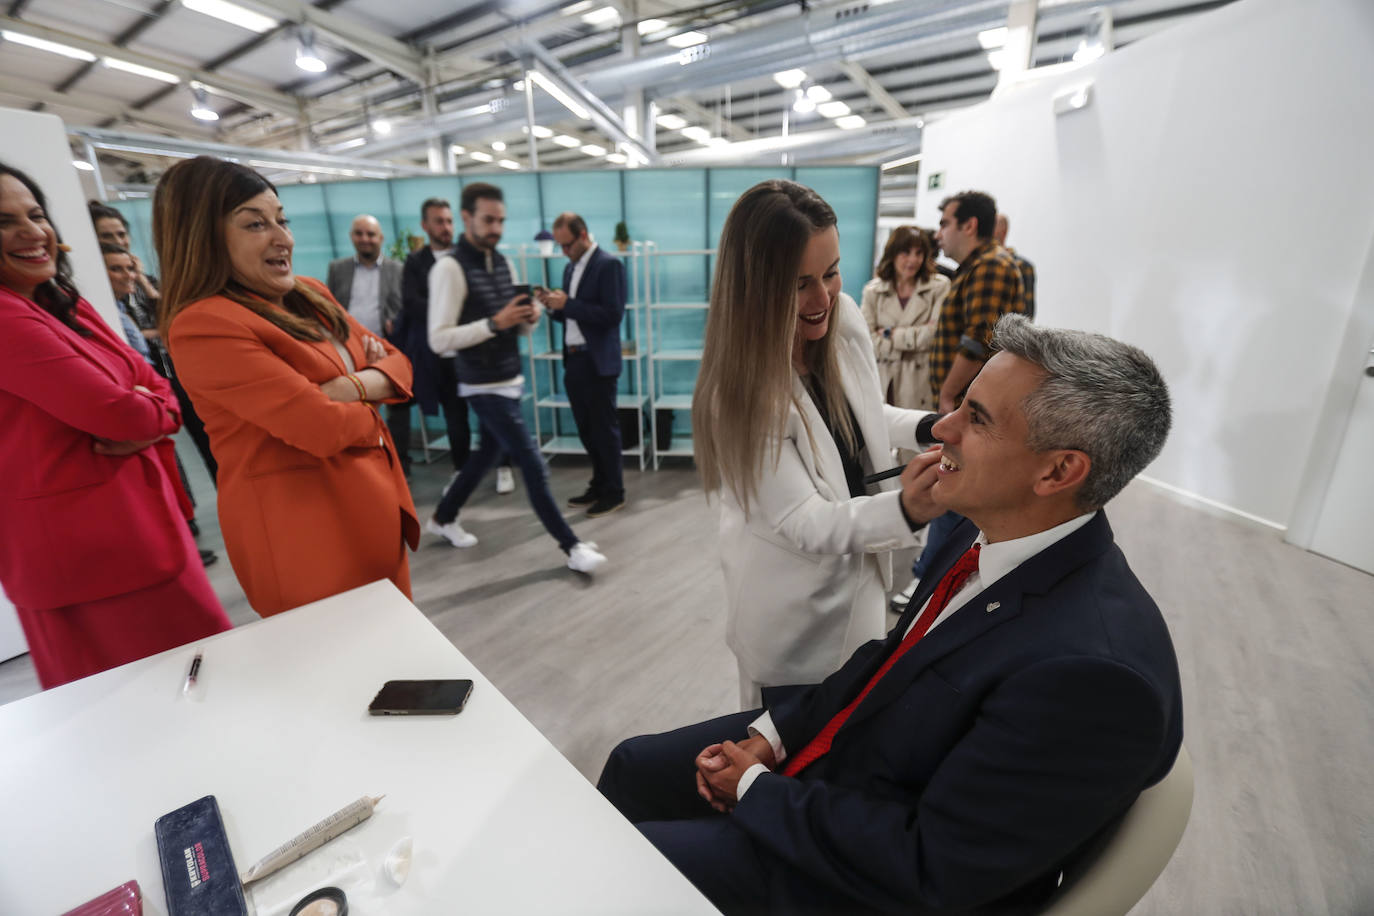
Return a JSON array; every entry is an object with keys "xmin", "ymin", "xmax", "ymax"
[
  {"xmin": 0, "ymin": 162, "xmax": 230, "ymax": 688},
  {"xmin": 153, "ymin": 157, "xmax": 418, "ymax": 617}
]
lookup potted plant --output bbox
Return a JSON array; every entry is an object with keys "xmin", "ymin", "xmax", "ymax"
[
  {"xmin": 534, "ymin": 229, "xmax": 556, "ymax": 257},
  {"xmin": 614, "ymin": 221, "xmax": 631, "ymax": 252}
]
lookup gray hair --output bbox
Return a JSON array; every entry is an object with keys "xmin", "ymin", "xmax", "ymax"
[{"xmin": 992, "ymin": 314, "xmax": 1171, "ymax": 510}]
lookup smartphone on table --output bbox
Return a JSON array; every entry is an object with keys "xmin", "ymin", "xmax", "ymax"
[{"xmin": 368, "ymin": 679, "xmax": 474, "ymax": 716}]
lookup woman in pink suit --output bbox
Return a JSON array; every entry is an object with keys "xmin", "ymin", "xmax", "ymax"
[{"xmin": 0, "ymin": 163, "xmax": 230, "ymax": 689}]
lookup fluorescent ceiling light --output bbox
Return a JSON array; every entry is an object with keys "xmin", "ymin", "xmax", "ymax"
[
  {"xmin": 72, "ymin": 159, "xmax": 95, "ymax": 171},
  {"xmin": 562, "ymin": 0, "xmax": 594, "ymax": 14},
  {"xmin": 450, "ymin": 144, "xmax": 465, "ymax": 154},
  {"xmin": 666, "ymin": 31, "xmax": 707, "ymax": 48},
  {"xmin": 528, "ymin": 69, "xmax": 589, "ymax": 120},
  {"xmin": 977, "ymin": 27, "xmax": 1008, "ymax": 49},
  {"xmin": 552, "ymin": 134, "xmax": 581, "ymax": 148},
  {"xmin": 986, "ymin": 49, "xmax": 1006, "ymax": 71},
  {"xmin": 180, "ymin": 0, "xmax": 277, "ymax": 33},
  {"xmin": 582, "ymin": 6, "xmax": 621, "ymax": 26},
  {"xmin": 513, "ymin": 79, "xmax": 525, "ymax": 91},
  {"xmin": 469, "ymin": 150, "xmax": 494, "ymax": 162},
  {"xmin": 371, "ymin": 119, "xmax": 391, "ymax": 135},
  {"xmin": 817, "ymin": 100, "xmax": 850, "ymax": 118},
  {"xmin": 805, "ymin": 85, "xmax": 831, "ymax": 102},
  {"xmin": 491, "ymin": 140, "xmax": 506, "ymax": 151},
  {"xmin": 104, "ymin": 57, "xmax": 179, "ymax": 83},
  {"xmin": 637, "ymin": 18, "xmax": 667, "ymax": 34},
  {"xmin": 679, "ymin": 125, "xmax": 711, "ymax": 143},
  {"xmin": 1, "ymin": 30, "xmax": 96, "ymax": 61},
  {"xmin": 773, "ymin": 69, "xmax": 807, "ymax": 89},
  {"xmin": 580, "ymin": 144, "xmax": 607, "ymax": 156},
  {"xmin": 655, "ymin": 113, "xmax": 687, "ymax": 130},
  {"xmin": 606, "ymin": 153, "xmax": 628, "ymax": 164},
  {"xmin": 497, "ymin": 159, "xmax": 521, "ymax": 170},
  {"xmin": 835, "ymin": 114, "xmax": 866, "ymax": 129},
  {"xmin": 337, "ymin": 137, "xmax": 368, "ymax": 150},
  {"xmin": 792, "ymin": 92, "xmax": 816, "ymax": 114},
  {"xmin": 521, "ymin": 125, "xmax": 554, "ymax": 139}
]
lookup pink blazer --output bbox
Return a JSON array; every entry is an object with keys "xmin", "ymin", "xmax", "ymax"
[{"xmin": 0, "ymin": 286, "xmax": 187, "ymax": 609}]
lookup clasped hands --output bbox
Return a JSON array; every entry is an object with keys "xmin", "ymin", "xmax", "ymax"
[
  {"xmin": 93, "ymin": 385, "xmax": 161, "ymax": 455},
  {"xmin": 694, "ymin": 734, "xmax": 777, "ymax": 813}
]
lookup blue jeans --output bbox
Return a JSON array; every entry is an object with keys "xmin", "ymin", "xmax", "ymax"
[
  {"xmin": 911, "ymin": 511, "xmax": 965, "ymax": 581},
  {"xmin": 432, "ymin": 394, "xmax": 578, "ymax": 552}
]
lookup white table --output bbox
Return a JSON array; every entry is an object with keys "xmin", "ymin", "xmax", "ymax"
[{"xmin": 0, "ymin": 581, "xmax": 719, "ymax": 915}]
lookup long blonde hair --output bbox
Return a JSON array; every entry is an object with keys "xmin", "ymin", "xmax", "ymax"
[
  {"xmin": 152, "ymin": 156, "xmax": 348, "ymax": 340},
  {"xmin": 693, "ymin": 180, "xmax": 853, "ymax": 516}
]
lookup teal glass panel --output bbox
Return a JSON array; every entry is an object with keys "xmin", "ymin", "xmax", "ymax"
[
  {"xmin": 794, "ymin": 166, "xmax": 880, "ymax": 303},
  {"xmin": 277, "ymin": 183, "xmax": 335, "ymax": 285},
  {"xmin": 705, "ymin": 167, "xmax": 793, "ymax": 295},
  {"xmin": 322, "ymin": 179, "xmax": 395, "ymax": 262},
  {"xmin": 109, "ymin": 199, "xmax": 156, "ymax": 276},
  {"xmin": 538, "ymin": 169, "xmax": 623, "ymax": 253},
  {"xmin": 625, "ymin": 169, "xmax": 707, "ymax": 306},
  {"xmin": 389, "ymin": 176, "xmax": 461, "ymax": 249}
]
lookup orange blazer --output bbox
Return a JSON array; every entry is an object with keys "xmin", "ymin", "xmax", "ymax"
[{"xmin": 168, "ymin": 278, "xmax": 419, "ymax": 616}]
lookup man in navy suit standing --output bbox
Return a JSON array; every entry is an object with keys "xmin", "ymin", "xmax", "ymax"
[
  {"xmin": 542, "ymin": 212, "xmax": 628, "ymax": 517},
  {"xmin": 598, "ymin": 315, "xmax": 1183, "ymax": 915}
]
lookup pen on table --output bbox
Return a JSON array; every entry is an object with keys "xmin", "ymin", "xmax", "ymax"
[{"xmin": 182, "ymin": 651, "xmax": 203, "ymax": 695}]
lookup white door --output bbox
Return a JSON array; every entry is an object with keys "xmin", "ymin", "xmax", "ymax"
[{"xmin": 1309, "ymin": 333, "xmax": 1374, "ymax": 574}]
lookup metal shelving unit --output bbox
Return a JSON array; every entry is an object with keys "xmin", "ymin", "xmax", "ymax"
[
  {"xmin": 644, "ymin": 243, "xmax": 715, "ymax": 468},
  {"xmin": 522, "ymin": 241, "xmax": 651, "ymax": 471}
]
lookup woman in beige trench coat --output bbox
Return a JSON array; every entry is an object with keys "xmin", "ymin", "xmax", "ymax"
[{"xmin": 860, "ymin": 225, "xmax": 949, "ymax": 412}]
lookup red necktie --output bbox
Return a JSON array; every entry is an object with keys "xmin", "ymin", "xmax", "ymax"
[{"xmin": 782, "ymin": 543, "xmax": 982, "ymax": 777}]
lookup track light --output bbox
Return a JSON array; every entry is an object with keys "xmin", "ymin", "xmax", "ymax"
[
  {"xmin": 295, "ymin": 28, "xmax": 326, "ymax": 73},
  {"xmin": 189, "ymin": 84, "xmax": 219, "ymax": 121}
]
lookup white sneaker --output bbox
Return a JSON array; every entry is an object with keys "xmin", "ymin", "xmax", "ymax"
[
  {"xmin": 496, "ymin": 466, "xmax": 515, "ymax": 495},
  {"xmin": 566, "ymin": 541, "xmax": 606, "ymax": 574},
  {"xmin": 427, "ymin": 517, "xmax": 477, "ymax": 548},
  {"xmin": 890, "ymin": 577, "xmax": 919, "ymax": 611}
]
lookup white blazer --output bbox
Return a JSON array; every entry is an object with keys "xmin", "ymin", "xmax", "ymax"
[{"xmin": 719, "ymin": 295, "xmax": 934, "ymax": 688}]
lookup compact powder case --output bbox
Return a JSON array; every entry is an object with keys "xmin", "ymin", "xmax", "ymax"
[{"xmin": 288, "ymin": 886, "xmax": 348, "ymax": 916}]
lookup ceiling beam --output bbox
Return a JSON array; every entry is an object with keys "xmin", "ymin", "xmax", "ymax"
[
  {"xmin": 523, "ymin": 38, "xmax": 655, "ymax": 164},
  {"xmin": 0, "ymin": 14, "xmax": 301, "ymax": 117},
  {"xmin": 836, "ymin": 60, "xmax": 911, "ymax": 121},
  {"xmin": 54, "ymin": 0, "xmax": 176, "ymax": 95},
  {"xmin": 229, "ymin": 0, "xmax": 429, "ymax": 84},
  {"xmin": 0, "ymin": 75, "xmax": 212, "ymax": 136}
]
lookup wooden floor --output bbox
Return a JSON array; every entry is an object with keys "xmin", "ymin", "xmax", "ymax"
[{"xmin": 2, "ymin": 437, "xmax": 1371, "ymax": 915}]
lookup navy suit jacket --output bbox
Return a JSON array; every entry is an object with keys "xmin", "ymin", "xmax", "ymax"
[
  {"xmin": 555, "ymin": 246, "xmax": 626, "ymax": 377},
  {"xmin": 740, "ymin": 512, "xmax": 1183, "ymax": 915},
  {"xmin": 400, "ymin": 246, "xmax": 443, "ymax": 414}
]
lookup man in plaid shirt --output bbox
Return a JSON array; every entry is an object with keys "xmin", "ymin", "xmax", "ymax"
[
  {"xmin": 930, "ymin": 191, "xmax": 1027, "ymax": 413},
  {"xmin": 994, "ymin": 213, "xmax": 1036, "ymax": 321},
  {"xmin": 893, "ymin": 191, "xmax": 1027, "ymax": 611}
]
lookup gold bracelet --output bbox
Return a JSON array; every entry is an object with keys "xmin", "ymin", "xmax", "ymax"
[{"xmin": 347, "ymin": 373, "xmax": 368, "ymax": 401}]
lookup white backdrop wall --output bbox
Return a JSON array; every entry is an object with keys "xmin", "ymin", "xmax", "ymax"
[
  {"xmin": 914, "ymin": 0, "xmax": 1374, "ymax": 529},
  {"xmin": 0, "ymin": 107, "xmax": 121, "ymax": 332}
]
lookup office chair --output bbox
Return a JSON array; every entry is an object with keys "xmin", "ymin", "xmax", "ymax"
[{"xmin": 1040, "ymin": 745, "xmax": 1194, "ymax": 916}]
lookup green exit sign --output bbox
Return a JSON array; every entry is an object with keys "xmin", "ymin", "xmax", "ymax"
[{"xmin": 927, "ymin": 171, "xmax": 945, "ymax": 190}]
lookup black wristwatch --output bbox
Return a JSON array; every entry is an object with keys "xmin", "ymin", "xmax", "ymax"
[{"xmin": 486, "ymin": 316, "xmax": 499, "ymax": 334}]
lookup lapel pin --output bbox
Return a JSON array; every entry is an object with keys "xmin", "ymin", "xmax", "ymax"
[{"xmin": 986, "ymin": 601, "xmax": 1000, "ymax": 613}]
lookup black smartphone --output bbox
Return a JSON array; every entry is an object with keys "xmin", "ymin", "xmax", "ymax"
[
  {"xmin": 368, "ymin": 679, "xmax": 474, "ymax": 716},
  {"xmin": 513, "ymin": 283, "xmax": 531, "ymax": 300}
]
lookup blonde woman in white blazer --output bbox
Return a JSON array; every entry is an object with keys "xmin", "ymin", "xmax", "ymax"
[
  {"xmin": 693, "ymin": 182, "xmax": 943, "ymax": 708},
  {"xmin": 860, "ymin": 225, "xmax": 950, "ymax": 412}
]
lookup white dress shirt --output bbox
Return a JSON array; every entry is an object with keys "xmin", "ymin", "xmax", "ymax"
[
  {"xmin": 736, "ymin": 511, "xmax": 1098, "ymax": 798},
  {"xmin": 349, "ymin": 258, "xmax": 383, "ymax": 335},
  {"xmin": 427, "ymin": 250, "xmax": 539, "ymax": 400},
  {"xmin": 563, "ymin": 242, "xmax": 597, "ymax": 347}
]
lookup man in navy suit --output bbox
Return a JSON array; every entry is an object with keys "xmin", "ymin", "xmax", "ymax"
[
  {"xmin": 598, "ymin": 314, "xmax": 1182, "ymax": 915},
  {"xmin": 542, "ymin": 212, "xmax": 628, "ymax": 516}
]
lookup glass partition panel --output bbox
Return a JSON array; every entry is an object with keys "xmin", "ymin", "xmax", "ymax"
[
  {"xmin": 109, "ymin": 199, "xmax": 156, "ymax": 276},
  {"xmin": 389, "ymin": 176, "xmax": 461, "ymax": 253},
  {"xmin": 625, "ymin": 169, "xmax": 707, "ymax": 304},
  {"xmin": 322, "ymin": 180, "xmax": 395, "ymax": 263}
]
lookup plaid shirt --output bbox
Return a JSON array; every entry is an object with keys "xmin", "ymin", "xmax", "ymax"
[
  {"xmin": 1007, "ymin": 248, "xmax": 1036, "ymax": 320},
  {"xmin": 930, "ymin": 241, "xmax": 1026, "ymax": 397}
]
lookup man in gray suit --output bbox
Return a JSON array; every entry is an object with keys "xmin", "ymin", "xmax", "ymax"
[{"xmin": 327, "ymin": 214, "xmax": 412, "ymax": 475}]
